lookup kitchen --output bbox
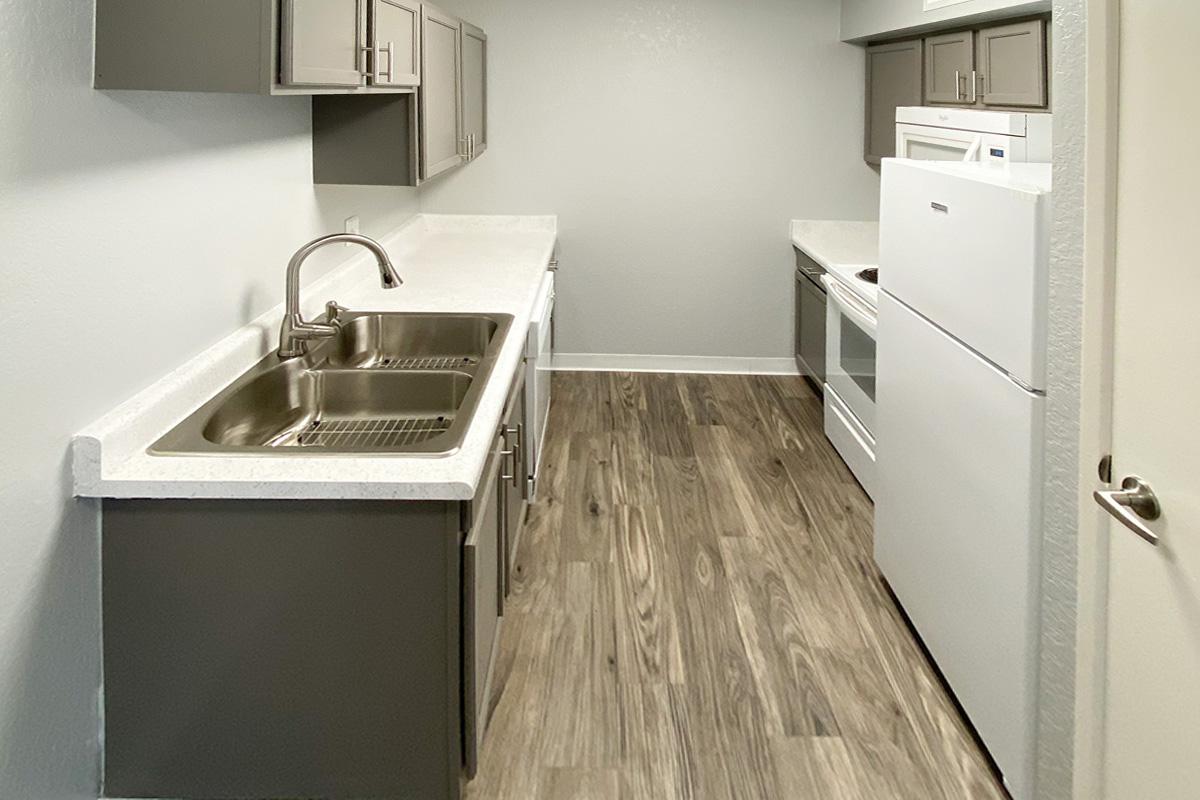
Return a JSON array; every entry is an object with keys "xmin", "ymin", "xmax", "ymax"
[{"xmin": 1, "ymin": 2, "xmax": 1197, "ymax": 800}]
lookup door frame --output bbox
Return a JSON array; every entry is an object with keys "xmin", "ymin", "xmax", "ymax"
[{"xmin": 1055, "ymin": 0, "xmax": 1120, "ymax": 798}]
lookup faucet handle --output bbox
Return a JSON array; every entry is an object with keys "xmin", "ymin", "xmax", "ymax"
[{"xmin": 325, "ymin": 301, "xmax": 349, "ymax": 323}]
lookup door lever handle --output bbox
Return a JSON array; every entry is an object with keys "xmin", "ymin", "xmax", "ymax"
[{"xmin": 1094, "ymin": 475, "xmax": 1162, "ymax": 546}]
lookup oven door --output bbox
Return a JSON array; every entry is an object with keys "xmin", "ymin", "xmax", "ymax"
[{"xmin": 822, "ymin": 276, "xmax": 878, "ymax": 433}]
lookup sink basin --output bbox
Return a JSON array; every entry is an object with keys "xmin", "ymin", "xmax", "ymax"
[
  {"xmin": 150, "ymin": 312, "xmax": 513, "ymax": 456},
  {"xmin": 320, "ymin": 313, "xmax": 501, "ymax": 370}
]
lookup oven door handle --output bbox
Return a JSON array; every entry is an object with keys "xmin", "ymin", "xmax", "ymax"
[{"xmin": 822, "ymin": 276, "xmax": 878, "ymax": 334}]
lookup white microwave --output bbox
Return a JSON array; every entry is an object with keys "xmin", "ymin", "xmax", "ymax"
[{"xmin": 895, "ymin": 106, "xmax": 1052, "ymax": 164}]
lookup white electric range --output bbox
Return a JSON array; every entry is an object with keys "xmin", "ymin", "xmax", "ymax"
[{"xmin": 820, "ymin": 263, "xmax": 879, "ymax": 498}]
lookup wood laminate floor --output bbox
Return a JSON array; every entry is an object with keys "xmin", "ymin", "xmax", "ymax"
[{"xmin": 469, "ymin": 372, "xmax": 1007, "ymax": 800}]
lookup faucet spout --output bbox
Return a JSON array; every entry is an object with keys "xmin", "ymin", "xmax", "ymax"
[{"xmin": 278, "ymin": 233, "xmax": 404, "ymax": 359}]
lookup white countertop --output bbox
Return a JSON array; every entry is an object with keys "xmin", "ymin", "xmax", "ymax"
[
  {"xmin": 789, "ymin": 219, "xmax": 880, "ymax": 271},
  {"xmin": 73, "ymin": 214, "xmax": 557, "ymax": 502}
]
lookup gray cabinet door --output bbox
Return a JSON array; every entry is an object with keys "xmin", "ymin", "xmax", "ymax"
[
  {"xmin": 500, "ymin": 371, "xmax": 527, "ymax": 605},
  {"xmin": 977, "ymin": 20, "xmax": 1047, "ymax": 107},
  {"xmin": 463, "ymin": 437, "xmax": 503, "ymax": 779},
  {"xmin": 420, "ymin": 4, "xmax": 464, "ymax": 180},
  {"xmin": 864, "ymin": 39, "xmax": 923, "ymax": 164},
  {"xmin": 281, "ymin": 0, "xmax": 366, "ymax": 87},
  {"xmin": 370, "ymin": 0, "xmax": 420, "ymax": 87},
  {"xmin": 460, "ymin": 22, "xmax": 488, "ymax": 160},
  {"xmin": 795, "ymin": 256, "xmax": 827, "ymax": 392},
  {"xmin": 924, "ymin": 30, "xmax": 974, "ymax": 105}
]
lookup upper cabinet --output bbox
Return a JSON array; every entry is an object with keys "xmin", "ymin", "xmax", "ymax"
[
  {"xmin": 924, "ymin": 30, "xmax": 975, "ymax": 105},
  {"xmin": 420, "ymin": 4, "xmax": 466, "ymax": 180},
  {"xmin": 372, "ymin": 0, "xmax": 423, "ymax": 87},
  {"xmin": 924, "ymin": 19, "xmax": 1047, "ymax": 108},
  {"xmin": 280, "ymin": 0, "xmax": 367, "ymax": 88},
  {"xmin": 312, "ymin": 4, "xmax": 488, "ymax": 186},
  {"xmin": 460, "ymin": 22, "xmax": 489, "ymax": 161},
  {"xmin": 976, "ymin": 19, "xmax": 1047, "ymax": 107},
  {"xmin": 862, "ymin": 16, "xmax": 1048, "ymax": 164},
  {"xmin": 864, "ymin": 39, "xmax": 924, "ymax": 164},
  {"xmin": 95, "ymin": 0, "xmax": 420, "ymax": 94}
]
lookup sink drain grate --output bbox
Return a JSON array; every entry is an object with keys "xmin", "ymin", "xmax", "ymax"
[
  {"xmin": 285, "ymin": 416, "xmax": 453, "ymax": 449},
  {"xmin": 375, "ymin": 356, "xmax": 478, "ymax": 370}
]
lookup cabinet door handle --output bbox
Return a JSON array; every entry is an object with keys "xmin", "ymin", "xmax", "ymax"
[
  {"xmin": 504, "ymin": 426, "xmax": 521, "ymax": 488},
  {"xmin": 515, "ymin": 422, "xmax": 524, "ymax": 488},
  {"xmin": 955, "ymin": 69, "xmax": 963, "ymax": 100},
  {"xmin": 970, "ymin": 70, "xmax": 978, "ymax": 103},
  {"xmin": 359, "ymin": 45, "xmax": 372, "ymax": 83},
  {"xmin": 379, "ymin": 41, "xmax": 395, "ymax": 83}
]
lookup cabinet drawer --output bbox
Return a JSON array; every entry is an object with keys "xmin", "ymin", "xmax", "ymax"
[{"xmin": 794, "ymin": 247, "xmax": 825, "ymax": 280}]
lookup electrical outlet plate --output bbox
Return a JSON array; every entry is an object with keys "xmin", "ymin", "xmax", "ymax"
[{"xmin": 344, "ymin": 216, "xmax": 360, "ymax": 243}]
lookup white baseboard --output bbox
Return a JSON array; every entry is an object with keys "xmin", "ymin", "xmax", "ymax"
[{"xmin": 551, "ymin": 353, "xmax": 801, "ymax": 376}]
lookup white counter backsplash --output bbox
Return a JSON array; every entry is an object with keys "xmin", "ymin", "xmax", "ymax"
[{"xmin": 73, "ymin": 214, "xmax": 557, "ymax": 502}]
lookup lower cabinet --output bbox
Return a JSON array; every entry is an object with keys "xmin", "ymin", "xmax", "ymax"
[
  {"xmin": 462, "ymin": 427, "xmax": 504, "ymax": 778},
  {"xmin": 500, "ymin": 370, "xmax": 529, "ymax": 604},
  {"xmin": 100, "ymin": 366, "xmax": 529, "ymax": 800},
  {"xmin": 795, "ymin": 248, "xmax": 827, "ymax": 396}
]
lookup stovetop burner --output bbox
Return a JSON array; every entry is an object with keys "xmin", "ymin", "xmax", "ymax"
[{"xmin": 857, "ymin": 268, "xmax": 878, "ymax": 285}]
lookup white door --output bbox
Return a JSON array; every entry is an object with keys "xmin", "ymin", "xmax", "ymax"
[{"xmin": 1097, "ymin": 4, "xmax": 1200, "ymax": 798}]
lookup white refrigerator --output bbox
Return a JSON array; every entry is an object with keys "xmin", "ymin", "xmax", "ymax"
[{"xmin": 875, "ymin": 160, "xmax": 1052, "ymax": 800}]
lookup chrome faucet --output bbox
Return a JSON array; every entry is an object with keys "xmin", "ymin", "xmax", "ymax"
[{"xmin": 278, "ymin": 233, "xmax": 403, "ymax": 358}]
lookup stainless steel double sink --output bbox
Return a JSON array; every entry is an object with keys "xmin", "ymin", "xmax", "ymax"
[{"xmin": 151, "ymin": 312, "xmax": 514, "ymax": 456}]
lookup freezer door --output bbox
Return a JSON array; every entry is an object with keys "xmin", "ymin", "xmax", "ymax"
[
  {"xmin": 879, "ymin": 160, "xmax": 1051, "ymax": 389},
  {"xmin": 874, "ymin": 293, "xmax": 1043, "ymax": 800}
]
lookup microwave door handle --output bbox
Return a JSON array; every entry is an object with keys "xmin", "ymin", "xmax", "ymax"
[
  {"xmin": 963, "ymin": 134, "xmax": 983, "ymax": 162},
  {"xmin": 821, "ymin": 276, "xmax": 878, "ymax": 334}
]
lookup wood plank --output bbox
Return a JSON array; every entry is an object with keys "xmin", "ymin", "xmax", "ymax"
[
  {"xmin": 772, "ymin": 736, "xmax": 865, "ymax": 800},
  {"xmin": 720, "ymin": 536, "xmax": 841, "ymax": 739},
  {"xmin": 559, "ymin": 435, "xmax": 617, "ymax": 564},
  {"xmin": 612, "ymin": 505, "xmax": 687, "ymax": 685},
  {"xmin": 538, "ymin": 768, "xmax": 620, "ymax": 800}
]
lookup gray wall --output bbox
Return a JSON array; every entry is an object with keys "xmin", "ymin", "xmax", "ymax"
[
  {"xmin": 421, "ymin": 0, "xmax": 880, "ymax": 361},
  {"xmin": 0, "ymin": 3, "xmax": 419, "ymax": 797},
  {"xmin": 841, "ymin": 0, "xmax": 1051, "ymax": 41}
]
